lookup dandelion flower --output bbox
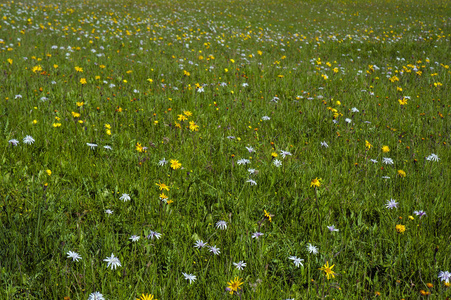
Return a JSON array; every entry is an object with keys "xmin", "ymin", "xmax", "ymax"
[
  {"xmin": 103, "ymin": 253, "xmax": 121, "ymax": 270},
  {"xmin": 319, "ymin": 261, "xmax": 336, "ymax": 280},
  {"xmin": 397, "ymin": 170, "xmax": 406, "ymax": 177},
  {"xmin": 233, "ymin": 261, "xmax": 247, "ymax": 270},
  {"xmin": 182, "ymin": 272, "xmax": 197, "ymax": 284},
  {"xmin": 227, "ymin": 277, "xmax": 244, "ymax": 294},
  {"xmin": 67, "ymin": 251, "xmax": 82, "ymax": 262}
]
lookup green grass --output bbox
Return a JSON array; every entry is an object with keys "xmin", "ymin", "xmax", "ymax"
[{"xmin": 0, "ymin": 0, "xmax": 450, "ymax": 299}]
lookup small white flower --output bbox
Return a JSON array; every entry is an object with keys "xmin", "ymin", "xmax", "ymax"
[
  {"xmin": 158, "ymin": 158, "xmax": 168, "ymax": 166},
  {"xmin": 351, "ymin": 107, "xmax": 359, "ymax": 112},
  {"xmin": 209, "ymin": 245, "xmax": 221, "ymax": 255},
  {"xmin": 345, "ymin": 118, "xmax": 352, "ymax": 124},
  {"xmin": 227, "ymin": 136, "xmax": 235, "ymax": 140},
  {"xmin": 288, "ymin": 256, "xmax": 304, "ymax": 267},
  {"xmin": 246, "ymin": 179, "xmax": 257, "ymax": 186},
  {"xmin": 233, "ymin": 261, "xmax": 247, "ymax": 270},
  {"xmin": 252, "ymin": 232, "xmax": 264, "ymax": 239},
  {"xmin": 245, "ymin": 146, "xmax": 255, "ymax": 153},
  {"xmin": 23, "ymin": 135, "xmax": 35, "ymax": 145},
  {"xmin": 382, "ymin": 176, "xmax": 391, "ymax": 179},
  {"xmin": 103, "ymin": 145, "xmax": 112, "ymax": 150},
  {"xmin": 147, "ymin": 231, "xmax": 162, "ymax": 240},
  {"xmin": 194, "ymin": 240, "xmax": 208, "ymax": 248},
  {"xmin": 88, "ymin": 292, "xmax": 105, "ymax": 300},
  {"xmin": 119, "ymin": 193, "xmax": 131, "ymax": 202},
  {"xmin": 382, "ymin": 157, "xmax": 394, "ymax": 165},
  {"xmin": 271, "ymin": 96, "xmax": 279, "ymax": 103},
  {"xmin": 242, "ymin": 83, "xmax": 249, "ymax": 87},
  {"xmin": 273, "ymin": 159, "xmax": 282, "ymax": 167},
  {"xmin": 86, "ymin": 143, "xmax": 98, "ymax": 150},
  {"xmin": 438, "ymin": 271, "xmax": 451, "ymax": 283},
  {"xmin": 105, "ymin": 209, "xmax": 113, "ymax": 215},
  {"xmin": 426, "ymin": 153, "xmax": 440, "ymax": 162},
  {"xmin": 320, "ymin": 141, "xmax": 329, "ymax": 148},
  {"xmin": 280, "ymin": 150, "xmax": 292, "ymax": 158},
  {"xmin": 8, "ymin": 139, "xmax": 19, "ymax": 146},
  {"xmin": 103, "ymin": 253, "xmax": 121, "ymax": 270},
  {"xmin": 15, "ymin": 94, "xmax": 22, "ymax": 99},
  {"xmin": 413, "ymin": 210, "xmax": 426, "ymax": 218},
  {"xmin": 182, "ymin": 272, "xmax": 197, "ymax": 284},
  {"xmin": 237, "ymin": 158, "xmax": 251, "ymax": 165},
  {"xmin": 67, "ymin": 251, "xmax": 82, "ymax": 262},
  {"xmin": 215, "ymin": 220, "xmax": 227, "ymax": 230},
  {"xmin": 133, "ymin": 89, "xmax": 139, "ymax": 93},
  {"xmin": 248, "ymin": 168, "xmax": 257, "ymax": 175},
  {"xmin": 385, "ymin": 199, "xmax": 398, "ymax": 209},
  {"xmin": 370, "ymin": 159, "xmax": 378, "ymax": 163},
  {"xmin": 129, "ymin": 235, "xmax": 140, "ymax": 242},
  {"xmin": 306, "ymin": 243, "xmax": 318, "ymax": 255},
  {"xmin": 262, "ymin": 116, "xmax": 270, "ymax": 121},
  {"xmin": 327, "ymin": 225, "xmax": 339, "ymax": 232}
]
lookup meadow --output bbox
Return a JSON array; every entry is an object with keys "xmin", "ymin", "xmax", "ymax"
[{"xmin": 0, "ymin": 0, "xmax": 450, "ymax": 298}]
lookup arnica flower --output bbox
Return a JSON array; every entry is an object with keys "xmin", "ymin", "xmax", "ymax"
[
  {"xmin": 46, "ymin": 169, "xmax": 52, "ymax": 176},
  {"xmin": 80, "ymin": 78, "xmax": 87, "ymax": 85},
  {"xmin": 71, "ymin": 112, "xmax": 81, "ymax": 118},
  {"xmin": 365, "ymin": 140, "xmax": 372, "ymax": 150},
  {"xmin": 319, "ymin": 261, "xmax": 336, "ymax": 280},
  {"xmin": 227, "ymin": 277, "xmax": 244, "ymax": 294},
  {"xmin": 136, "ymin": 143, "xmax": 144, "ymax": 153},
  {"xmin": 136, "ymin": 294, "xmax": 156, "ymax": 300},
  {"xmin": 264, "ymin": 210, "xmax": 273, "ymax": 222},
  {"xmin": 271, "ymin": 152, "xmax": 278, "ymax": 158},
  {"xmin": 382, "ymin": 145, "xmax": 390, "ymax": 153},
  {"xmin": 170, "ymin": 159, "xmax": 182, "ymax": 170},
  {"xmin": 397, "ymin": 170, "xmax": 406, "ymax": 177},
  {"xmin": 310, "ymin": 178, "xmax": 322, "ymax": 188},
  {"xmin": 156, "ymin": 182, "xmax": 169, "ymax": 191},
  {"xmin": 395, "ymin": 224, "xmax": 406, "ymax": 233}
]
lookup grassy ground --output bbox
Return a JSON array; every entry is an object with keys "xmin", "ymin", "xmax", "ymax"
[{"xmin": 0, "ymin": 0, "xmax": 450, "ymax": 299}]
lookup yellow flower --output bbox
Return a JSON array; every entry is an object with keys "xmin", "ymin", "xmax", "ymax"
[
  {"xmin": 395, "ymin": 224, "xmax": 406, "ymax": 233},
  {"xmin": 365, "ymin": 140, "xmax": 372, "ymax": 150},
  {"xmin": 310, "ymin": 178, "xmax": 322, "ymax": 188},
  {"xmin": 170, "ymin": 159, "xmax": 182, "ymax": 170},
  {"xmin": 72, "ymin": 112, "xmax": 81, "ymax": 118},
  {"xmin": 136, "ymin": 294, "xmax": 156, "ymax": 300},
  {"xmin": 32, "ymin": 120, "xmax": 38, "ymax": 124},
  {"xmin": 227, "ymin": 277, "xmax": 244, "ymax": 295},
  {"xmin": 381, "ymin": 145, "xmax": 390, "ymax": 153},
  {"xmin": 7, "ymin": 58, "xmax": 13, "ymax": 64},
  {"xmin": 183, "ymin": 111, "xmax": 193, "ymax": 117},
  {"xmin": 46, "ymin": 169, "xmax": 52, "ymax": 176},
  {"xmin": 189, "ymin": 121, "xmax": 199, "ymax": 131},
  {"xmin": 398, "ymin": 98, "xmax": 408, "ymax": 105},
  {"xmin": 136, "ymin": 143, "xmax": 144, "ymax": 153},
  {"xmin": 397, "ymin": 170, "xmax": 406, "ymax": 177},
  {"xmin": 52, "ymin": 123, "xmax": 61, "ymax": 128},
  {"xmin": 106, "ymin": 129, "xmax": 111, "ymax": 136},
  {"xmin": 75, "ymin": 66, "xmax": 83, "ymax": 72},
  {"xmin": 104, "ymin": 124, "xmax": 111, "ymax": 129},
  {"xmin": 76, "ymin": 102, "xmax": 84, "ymax": 107},
  {"xmin": 319, "ymin": 261, "xmax": 336, "ymax": 280},
  {"xmin": 177, "ymin": 114, "xmax": 187, "ymax": 122},
  {"xmin": 53, "ymin": 64, "xmax": 58, "ymax": 69},
  {"xmin": 32, "ymin": 65, "xmax": 43, "ymax": 73},
  {"xmin": 147, "ymin": 78, "xmax": 153, "ymax": 83},
  {"xmin": 159, "ymin": 193, "xmax": 168, "ymax": 199},
  {"xmin": 156, "ymin": 182, "xmax": 170, "ymax": 191},
  {"xmin": 264, "ymin": 209, "xmax": 273, "ymax": 222},
  {"xmin": 271, "ymin": 152, "xmax": 278, "ymax": 158},
  {"xmin": 80, "ymin": 78, "xmax": 87, "ymax": 85}
]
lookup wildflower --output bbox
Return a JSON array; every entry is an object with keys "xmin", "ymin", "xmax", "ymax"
[
  {"xmin": 227, "ymin": 277, "xmax": 244, "ymax": 294},
  {"xmin": 80, "ymin": 78, "xmax": 87, "ymax": 85},
  {"xmin": 382, "ymin": 146, "xmax": 390, "ymax": 153},
  {"xmin": 242, "ymin": 83, "xmax": 249, "ymax": 87},
  {"xmin": 215, "ymin": 220, "xmax": 227, "ymax": 230},
  {"xmin": 103, "ymin": 253, "xmax": 121, "ymax": 270},
  {"xmin": 136, "ymin": 143, "xmax": 144, "ymax": 152},
  {"xmin": 46, "ymin": 169, "xmax": 52, "ymax": 176},
  {"xmin": 8, "ymin": 139, "xmax": 19, "ymax": 146},
  {"xmin": 189, "ymin": 121, "xmax": 199, "ymax": 131},
  {"xmin": 370, "ymin": 159, "xmax": 378, "ymax": 163},
  {"xmin": 319, "ymin": 261, "xmax": 336, "ymax": 280},
  {"xmin": 327, "ymin": 225, "xmax": 339, "ymax": 232},
  {"xmin": 86, "ymin": 143, "xmax": 97, "ymax": 150},
  {"xmin": 227, "ymin": 136, "xmax": 235, "ymax": 140},
  {"xmin": 351, "ymin": 107, "xmax": 359, "ymax": 112},
  {"xmin": 67, "ymin": 251, "xmax": 82, "ymax": 262},
  {"xmin": 261, "ymin": 116, "xmax": 270, "ymax": 120},
  {"xmin": 182, "ymin": 272, "xmax": 197, "ymax": 284},
  {"xmin": 72, "ymin": 112, "xmax": 81, "ymax": 118},
  {"xmin": 426, "ymin": 154, "xmax": 440, "ymax": 162},
  {"xmin": 178, "ymin": 114, "xmax": 187, "ymax": 121},
  {"xmin": 306, "ymin": 243, "xmax": 319, "ymax": 255},
  {"xmin": 183, "ymin": 111, "xmax": 192, "ymax": 117},
  {"xmin": 147, "ymin": 231, "xmax": 162, "ymax": 240},
  {"xmin": 264, "ymin": 210, "xmax": 273, "ymax": 222},
  {"xmin": 365, "ymin": 140, "xmax": 372, "ymax": 150},
  {"xmin": 23, "ymin": 135, "xmax": 35, "ymax": 145},
  {"xmin": 310, "ymin": 178, "xmax": 322, "ymax": 188},
  {"xmin": 320, "ymin": 141, "xmax": 329, "ymax": 148},
  {"xmin": 53, "ymin": 123, "xmax": 62, "ymax": 128},
  {"xmin": 345, "ymin": 118, "xmax": 352, "ymax": 124},
  {"xmin": 252, "ymin": 232, "xmax": 264, "ymax": 239},
  {"xmin": 245, "ymin": 146, "xmax": 255, "ymax": 153},
  {"xmin": 397, "ymin": 170, "xmax": 406, "ymax": 177},
  {"xmin": 246, "ymin": 179, "xmax": 257, "ymax": 186},
  {"xmin": 129, "ymin": 235, "xmax": 140, "ymax": 242},
  {"xmin": 395, "ymin": 224, "xmax": 406, "ymax": 233},
  {"xmin": 280, "ymin": 150, "xmax": 292, "ymax": 158},
  {"xmin": 420, "ymin": 290, "xmax": 431, "ymax": 296},
  {"xmin": 233, "ymin": 261, "xmax": 247, "ymax": 270},
  {"xmin": 273, "ymin": 159, "xmax": 282, "ymax": 167},
  {"xmin": 105, "ymin": 209, "xmax": 113, "ymax": 215},
  {"xmin": 385, "ymin": 199, "xmax": 398, "ymax": 209},
  {"xmin": 136, "ymin": 294, "xmax": 156, "ymax": 300},
  {"xmin": 271, "ymin": 152, "xmax": 278, "ymax": 158},
  {"xmin": 414, "ymin": 210, "xmax": 426, "ymax": 218},
  {"xmin": 158, "ymin": 158, "xmax": 168, "ymax": 166},
  {"xmin": 438, "ymin": 271, "xmax": 451, "ymax": 283},
  {"xmin": 288, "ymin": 256, "xmax": 304, "ymax": 267},
  {"xmin": 194, "ymin": 240, "xmax": 207, "ymax": 249},
  {"xmin": 170, "ymin": 159, "xmax": 182, "ymax": 170},
  {"xmin": 237, "ymin": 158, "xmax": 251, "ymax": 165},
  {"xmin": 248, "ymin": 169, "xmax": 257, "ymax": 175},
  {"xmin": 155, "ymin": 182, "xmax": 169, "ymax": 191},
  {"xmin": 209, "ymin": 246, "xmax": 221, "ymax": 255},
  {"xmin": 88, "ymin": 292, "xmax": 105, "ymax": 300},
  {"xmin": 382, "ymin": 157, "xmax": 394, "ymax": 165},
  {"xmin": 119, "ymin": 193, "xmax": 131, "ymax": 202},
  {"xmin": 104, "ymin": 146, "xmax": 112, "ymax": 150}
]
